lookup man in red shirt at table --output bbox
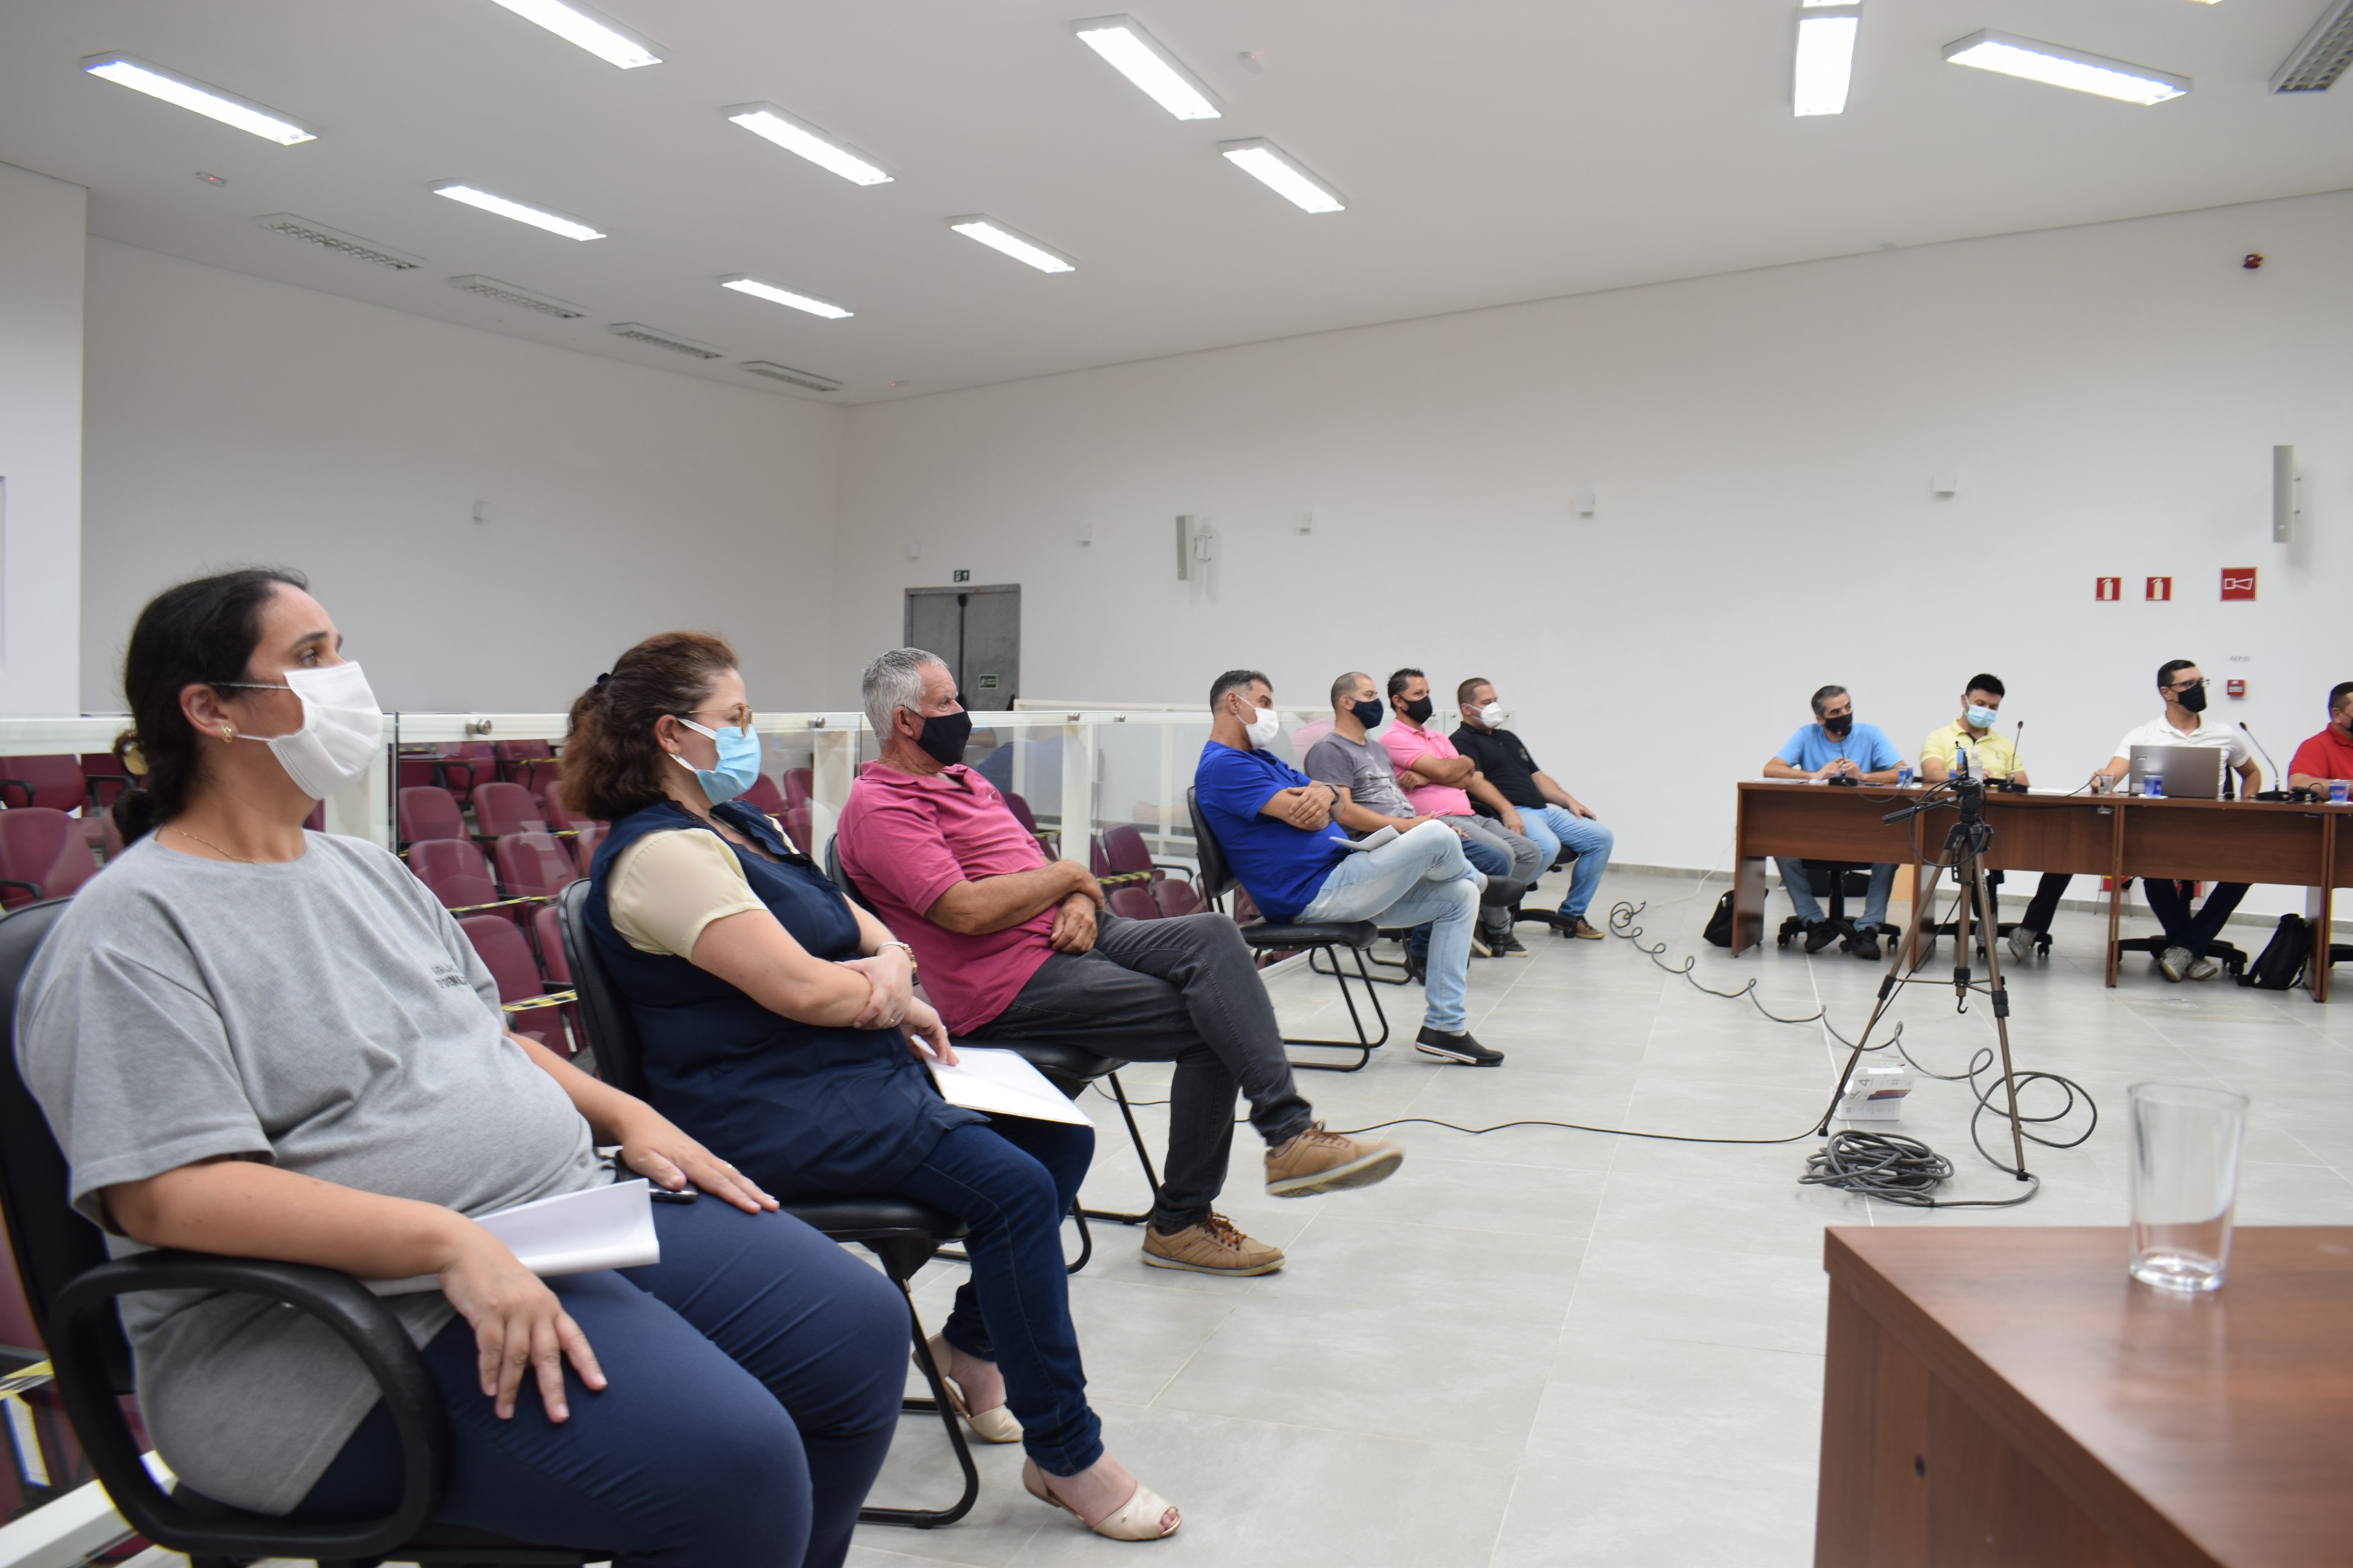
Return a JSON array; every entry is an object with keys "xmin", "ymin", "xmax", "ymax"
[
  {"xmin": 2287, "ymin": 682, "xmax": 2353, "ymax": 798},
  {"xmin": 835, "ymin": 648, "xmax": 1402, "ymax": 1280}
]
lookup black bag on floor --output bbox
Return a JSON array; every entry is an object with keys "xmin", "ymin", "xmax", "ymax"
[
  {"xmin": 1703, "ymin": 890, "xmax": 1735, "ymax": 948},
  {"xmin": 2239, "ymin": 914, "xmax": 2312, "ymax": 990}
]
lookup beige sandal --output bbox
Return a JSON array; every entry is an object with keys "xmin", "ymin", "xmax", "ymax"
[
  {"xmin": 925, "ymin": 1333, "xmax": 1022, "ymax": 1444},
  {"xmin": 1023, "ymin": 1457, "xmax": 1181, "ymax": 1540}
]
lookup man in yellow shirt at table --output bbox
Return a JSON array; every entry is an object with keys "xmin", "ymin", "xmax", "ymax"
[{"xmin": 1917, "ymin": 673, "xmax": 2070, "ymax": 964}]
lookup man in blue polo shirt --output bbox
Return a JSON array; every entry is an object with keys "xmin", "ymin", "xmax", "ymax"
[
  {"xmin": 1195, "ymin": 669, "xmax": 1503, "ymax": 1066},
  {"xmin": 1760, "ymin": 683, "xmax": 1904, "ymax": 958}
]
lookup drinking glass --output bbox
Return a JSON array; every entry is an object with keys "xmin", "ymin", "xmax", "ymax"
[{"xmin": 2128, "ymin": 1082, "xmax": 2248, "ymax": 1292}]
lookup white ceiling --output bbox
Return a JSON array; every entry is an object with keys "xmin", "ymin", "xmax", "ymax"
[{"xmin": 4, "ymin": 0, "xmax": 2347, "ymax": 405}]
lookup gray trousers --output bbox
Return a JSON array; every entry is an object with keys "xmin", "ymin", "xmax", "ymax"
[
  {"xmin": 970, "ymin": 911, "xmax": 1312, "ymax": 1233},
  {"xmin": 1448, "ymin": 815, "xmax": 1544, "ymax": 935}
]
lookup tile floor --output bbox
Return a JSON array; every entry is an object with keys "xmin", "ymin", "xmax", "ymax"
[{"xmin": 851, "ymin": 869, "xmax": 2353, "ymax": 1568}]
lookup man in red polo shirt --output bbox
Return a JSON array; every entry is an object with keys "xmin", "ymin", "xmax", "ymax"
[
  {"xmin": 2288, "ymin": 682, "xmax": 2353, "ymax": 798},
  {"xmin": 836, "ymin": 649, "xmax": 1402, "ymax": 1280}
]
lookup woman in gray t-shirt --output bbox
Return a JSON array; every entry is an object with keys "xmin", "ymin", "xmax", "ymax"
[{"xmin": 15, "ymin": 570, "xmax": 904, "ymax": 1568}]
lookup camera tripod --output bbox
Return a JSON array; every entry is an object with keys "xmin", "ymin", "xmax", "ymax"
[{"xmin": 1818, "ymin": 775, "xmax": 2032, "ymax": 1180}]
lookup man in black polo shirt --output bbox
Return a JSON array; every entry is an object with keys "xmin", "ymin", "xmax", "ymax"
[{"xmin": 1451, "ymin": 677, "xmax": 1615, "ymax": 939}]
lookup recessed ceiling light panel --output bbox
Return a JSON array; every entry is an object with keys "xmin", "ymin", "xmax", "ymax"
[
  {"xmin": 431, "ymin": 183, "xmax": 606, "ymax": 240},
  {"xmin": 740, "ymin": 361, "xmax": 844, "ymax": 392},
  {"xmin": 607, "ymin": 323, "xmax": 724, "ymax": 358},
  {"xmin": 253, "ymin": 213, "xmax": 422, "ymax": 269},
  {"xmin": 2272, "ymin": 0, "xmax": 2353, "ymax": 93},
  {"xmin": 1218, "ymin": 139, "xmax": 1345, "ymax": 214},
  {"xmin": 1793, "ymin": 4, "xmax": 1860, "ymax": 117},
  {"xmin": 1943, "ymin": 29, "xmax": 2189, "ymax": 105},
  {"xmin": 718, "ymin": 275, "xmax": 854, "ymax": 319},
  {"xmin": 1071, "ymin": 15, "xmax": 1223, "ymax": 120},
  {"xmin": 486, "ymin": 0, "xmax": 662, "ymax": 68},
  {"xmin": 450, "ymin": 275, "xmax": 588, "ymax": 317},
  {"xmin": 949, "ymin": 217, "xmax": 1077, "ymax": 273},
  {"xmin": 81, "ymin": 53, "xmax": 316, "ymax": 144},
  {"xmin": 724, "ymin": 103, "xmax": 893, "ymax": 185}
]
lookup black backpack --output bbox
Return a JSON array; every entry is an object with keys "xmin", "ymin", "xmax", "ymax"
[
  {"xmin": 2239, "ymin": 914, "xmax": 2312, "ymax": 991},
  {"xmin": 1703, "ymin": 890, "xmax": 1735, "ymax": 948}
]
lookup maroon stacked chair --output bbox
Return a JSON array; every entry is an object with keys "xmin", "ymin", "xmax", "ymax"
[
  {"xmin": 458, "ymin": 913, "xmax": 569, "ymax": 1053},
  {"xmin": 78, "ymin": 753, "xmax": 134, "ymax": 810},
  {"xmin": 781, "ymin": 768, "xmax": 813, "ymax": 810},
  {"xmin": 571, "ymin": 821, "xmax": 608, "ymax": 875},
  {"xmin": 407, "ymin": 838, "xmax": 508, "ymax": 917},
  {"xmin": 472, "ymin": 782, "xmax": 548, "ymax": 841},
  {"xmin": 741, "ymin": 773, "xmax": 787, "ymax": 817},
  {"xmin": 1151, "ymin": 878, "xmax": 1205, "ymax": 919},
  {"xmin": 494, "ymin": 740, "xmax": 562, "ymax": 799},
  {"xmin": 534, "ymin": 903, "xmax": 572, "ymax": 987},
  {"xmin": 782, "ymin": 805, "xmax": 812, "ymax": 854},
  {"xmin": 1107, "ymin": 885, "xmax": 1160, "ymax": 922},
  {"xmin": 1003, "ymin": 790, "xmax": 1056, "ymax": 857},
  {"xmin": 0, "ymin": 810, "xmax": 100, "ymax": 909},
  {"xmin": 398, "ymin": 786, "xmax": 467, "ymax": 849},
  {"xmin": 0, "ymin": 756, "xmax": 107, "ymax": 852},
  {"xmin": 496, "ymin": 832, "xmax": 580, "ymax": 902},
  {"xmin": 433, "ymin": 742, "xmax": 498, "ymax": 805}
]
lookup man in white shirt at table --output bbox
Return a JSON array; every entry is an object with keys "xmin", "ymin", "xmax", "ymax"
[{"xmin": 2090, "ymin": 658, "xmax": 2261, "ymax": 983}]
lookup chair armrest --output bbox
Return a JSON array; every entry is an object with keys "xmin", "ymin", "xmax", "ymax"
[
  {"xmin": 501, "ymin": 991, "xmax": 577, "ymax": 1013},
  {"xmin": 0, "ymin": 880, "xmax": 42, "ymax": 900},
  {"xmin": 0, "ymin": 780, "xmax": 30, "ymax": 809},
  {"xmin": 49, "ymin": 1250, "xmax": 446, "ymax": 1561}
]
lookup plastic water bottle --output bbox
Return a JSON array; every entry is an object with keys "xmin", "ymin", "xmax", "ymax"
[
  {"xmin": 2332, "ymin": 780, "xmax": 2349, "ymax": 804},
  {"xmin": 1896, "ymin": 762, "xmax": 1914, "ymax": 788},
  {"xmin": 2144, "ymin": 774, "xmax": 2165, "ymax": 799}
]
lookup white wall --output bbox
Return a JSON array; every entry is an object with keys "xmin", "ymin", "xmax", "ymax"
[
  {"xmin": 834, "ymin": 190, "xmax": 2346, "ymax": 905},
  {"xmin": 81, "ymin": 239, "xmax": 845, "ymax": 714},
  {"xmin": 0, "ymin": 162, "xmax": 86, "ymax": 714}
]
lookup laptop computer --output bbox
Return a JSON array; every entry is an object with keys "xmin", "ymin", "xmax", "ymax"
[{"xmin": 2128, "ymin": 744, "xmax": 2224, "ymax": 799}]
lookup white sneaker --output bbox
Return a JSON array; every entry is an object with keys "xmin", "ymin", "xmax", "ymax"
[
  {"xmin": 2007, "ymin": 926, "xmax": 2038, "ymax": 964},
  {"xmin": 2186, "ymin": 954, "xmax": 2222, "ymax": 982},
  {"xmin": 2157, "ymin": 946, "xmax": 2192, "ymax": 982}
]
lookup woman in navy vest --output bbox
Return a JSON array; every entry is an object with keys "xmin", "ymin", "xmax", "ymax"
[{"xmin": 568, "ymin": 634, "xmax": 1179, "ymax": 1542}]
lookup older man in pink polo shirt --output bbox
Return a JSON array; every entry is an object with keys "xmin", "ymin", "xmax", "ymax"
[
  {"xmin": 1378, "ymin": 668, "xmax": 1545, "ymax": 957},
  {"xmin": 835, "ymin": 648, "xmax": 1401, "ymax": 1280}
]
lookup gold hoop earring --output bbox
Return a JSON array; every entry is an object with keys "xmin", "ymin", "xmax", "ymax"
[{"xmin": 221, "ymin": 725, "xmax": 236, "ymax": 743}]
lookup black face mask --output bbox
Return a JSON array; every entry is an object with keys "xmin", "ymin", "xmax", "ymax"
[
  {"xmin": 1822, "ymin": 713, "xmax": 1854, "ymax": 737},
  {"xmin": 1401, "ymin": 696, "xmax": 1434, "ymax": 724},
  {"xmin": 2176, "ymin": 684, "xmax": 2207, "ymax": 715},
  {"xmin": 1350, "ymin": 697, "xmax": 1385, "ymax": 730},
  {"xmin": 915, "ymin": 709, "xmax": 973, "ymax": 766}
]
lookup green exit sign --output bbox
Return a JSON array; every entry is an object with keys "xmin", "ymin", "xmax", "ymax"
[{"xmin": 952, "ymin": 569, "xmax": 971, "ymax": 583}]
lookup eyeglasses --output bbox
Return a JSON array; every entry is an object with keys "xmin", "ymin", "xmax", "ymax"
[
  {"xmin": 692, "ymin": 702, "xmax": 752, "ymax": 733},
  {"xmin": 2166, "ymin": 678, "xmax": 2210, "ymax": 693}
]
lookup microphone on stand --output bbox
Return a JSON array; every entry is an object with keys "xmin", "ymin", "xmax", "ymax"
[
  {"xmin": 2240, "ymin": 722, "xmax": 2286, "ymax": 797},
  {"xmin": 2010, "ymin": 721, "xmax": 2026, "ymax": 790}
]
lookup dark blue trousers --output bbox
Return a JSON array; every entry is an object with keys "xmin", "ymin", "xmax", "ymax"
[
  {"xmin": 297, "ymin": 1199, "xmax": 905, "ymax": 1568},
  {"xmin": 2145, "ymin": 878, "xmax": 2252, "ymax": 960}
]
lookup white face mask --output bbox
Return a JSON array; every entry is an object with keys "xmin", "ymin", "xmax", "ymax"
[
  {"xmin": 1245, "ymin": 704, "xmax": 1282, "ymax": 747},
  {"xmin": 220, "ymin": 662, "xmax": 385, "ymax": 801},
  {"xmin": 1477, "ymin": 702, "xmax": 1505, "ymax": 728}
]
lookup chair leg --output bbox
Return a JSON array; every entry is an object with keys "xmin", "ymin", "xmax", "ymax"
[
  {"xmin": 1310, "ymin": 940, "xmax": 1411, "ymax": 985},
  {"xmin": 859, "ymin": 1281, "xmax": 981, "ymax": 1529},
  {"xmin": 1283, "ymin": 945, "xmax": 1390, "ymax": 1072},
  {"xmin": 1067, "ymin": 1201, "xmax": 1094, "ymax": 1275},
  {"xmin": 1079, "ymin": 1072, "xmax": 1162, "ymax": 1228}
]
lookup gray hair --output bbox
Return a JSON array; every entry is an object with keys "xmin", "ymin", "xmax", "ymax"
[{"xmin": 862, "ymin": 648, "xmax": 949, "ymax": 736}]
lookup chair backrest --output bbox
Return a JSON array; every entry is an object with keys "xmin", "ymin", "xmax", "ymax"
[
  {"xmin": 1100, "ymin": 824, "xmax": 1155, "ymax": 877},
  {"xmin": 1088, "ymin": 833, "xmax": 1111, "ymax": 877},
  {"xmin": 532, "ymin": 904, "xmax": 571, "ymax": 984},
  {"xmin": 408, "ymin": 838, "xmax": 501, "ymax": 912},
  {"xmin": 1152, "ymin": 878, "xmax": 1204, "ymax": 919},
  {"xmin": 1003, "ymin": 792, "xmax": 1041, "ymax": 833},
  {"xmin": 1107, "ymin": 886, "xmax": 1159, "ymax": 921},
  {"xmin": 397, "ymin": 786, "xmax": 466, "ymax": 846},
  {"xmin": 458, "ymin": 915, "xmax": 563, "ymax": 1050},
  {"xmin": 820, "ymin": 834, "xmax": 879, "ymax": 916},
  {"xmin": 570, "ymin": 821, "xmax": 606, "ymax": 875},
  {"xmin": 78, "ymin": 755, "xmax": 132, "ymax": 810},
  {"xmin": 781, "ymin": 768, "xmax": 813, "ymax": 809},
  {"xmin": 555, "ymin": 882, "xmax": 649, "ymax": 1097},
  {"xmin": 472, "ymin": 782, "xmax": 546, "ymax": 839},
  {"xmin": 433, "ymin": 742, "xmax": 496, "ymax": 802},
  {"xmin": 1184, "ymin": 788, "xmax": 1236, "ymax": 903},
  {"xmin": 0, "ymin": 901, "xmax": 123, "ymax": 1369},
  {"xmin": 495, "ymin": 832, "xmax": 578, "ymax": 900},
  {"xmin": 493, "ymin": 740, "xmax": 551, "ymax": 773},
  {"xmin": 0, "ymin": 809, "xmax": 98, "ymax": 908},
  {"xmin": 781, "ymin": 804, "xmax": 812, "ymax": 854},
  {"xmin": 740, "ymin": 773, "xmax": 786, "ymax": 815},
  {"xmin": 0, "ymin": 756, "xmax": 88, "ymax": 814},
  {"xmin": 542, "ymin": 785, "xmax": 579, "ymax": 834}
]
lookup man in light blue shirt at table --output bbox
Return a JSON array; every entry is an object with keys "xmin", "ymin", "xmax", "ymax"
[{"xmin": 1760, "ymin": 684, "xmax": 1904, "ymax": 957}]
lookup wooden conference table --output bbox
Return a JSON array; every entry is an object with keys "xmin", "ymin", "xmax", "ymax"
[
  {"xmin": 1728, "ymin": 781, "xmax": 2350, "ymax": 999},
  {"xmin": 1816, "ymin": 1226, "xmax": 2353, "ymax": 1567}
]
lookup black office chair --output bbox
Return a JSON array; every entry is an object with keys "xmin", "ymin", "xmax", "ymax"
[
  {"xmin": 2109, "ymin": 880, "xmax": 2250, "ymax": 981},
  {"xmin": 1910, "ymin": 869, "xmax": 2050, "ymax": 963},
  {"xmin": 819, "ymin": 837, "xmax": 1166, "ymax": 1236},
  {"xmin": 554, "ymin": 883, "xmax": 978, "ymax": 1529},
  {"xmin": 0, "ymin": 898, "xmax": 613, "ymax": 1568},
  {"xmin": 1186, "ymin": 789, "xmax": 1388, "ymax": 1072},
  {"xmin": 1773, "ymin": 861, "xmax": 1901, "ymax": 953},
  {"xmin": 1514, "ymin": 843, "xmax": 1581, "ymax": 936}
]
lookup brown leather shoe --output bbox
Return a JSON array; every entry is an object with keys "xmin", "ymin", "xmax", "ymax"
[
  {"xmin": 1141, "ymin": 1213, "xmax": 1285, "ymax": 1276},
  {"xmin": 1570, "ymin": 916, "xmax": 1604, "ymax": 940},
  {"xmin": 1264, "ymin": 1121, "xmax": 1404, "ymax": 1198}
]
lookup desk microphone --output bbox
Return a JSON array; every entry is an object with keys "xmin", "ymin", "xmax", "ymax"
[{"xmin": 2240, "ymin": 722, "xmax": 2287, "ymax": 799}]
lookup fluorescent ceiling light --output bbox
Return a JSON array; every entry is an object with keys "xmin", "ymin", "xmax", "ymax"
[
  {"xmin": 725, "ymin": 104, "xmax": 892, "ymax": 185},
  {"xmin": 1071, "ymin": 16, "xmax": 1222, "ymax": 120},
  {"xmin": 949, "ymin": 217, "xmax": 1076, "ymax": 273},
  {"xmin": 431, "ymin": 183, "xmax": 605, "ymax": 240},
  {"xmin": 718, "ymin": 275, "xmax": 853, "ymax": 319},
  {"xmin": 1793, "ymin": 7, "xmax": 1860, "ymax": 117},
  {"xmin": 1218, "ymin": 139, "xmax": 1345, "ymax": 214},
  {"xmin": 450, "ymin": 275, "xmax": 588, "ymax": 317},
  {"xmin": 2272, "ymin": 0, "xmax": 2353, "ymax": 93},
  {"xmin": 81, "ymin": 53, "xmax": 315, "ymax": 144},
  {"xmin": 486, "ymin": 0, "xmax": 662, "ymax": 67},
  {"xmin": 740, "ymin": 361, "xmax": 843, "ymax": 392},
  {"xmin": 608, "ymin": 323, "xmax": 723, "ymax": 358},
  {"xmin": 1943, "ymin": 30, "xmax": 2190, "ymax": 105},
  {"xmin": 253, "ymin": 214, "xmax": 422, "ymax": 268}
]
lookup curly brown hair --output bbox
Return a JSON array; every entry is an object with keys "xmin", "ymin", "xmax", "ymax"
[{"xmin": 563, "ymin": 632, "xmax": 739, "ymax": 821}]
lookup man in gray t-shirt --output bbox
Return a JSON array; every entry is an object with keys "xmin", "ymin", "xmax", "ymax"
[{"xmin": 15, "ymin": 833, "xmax": 608, "ymax": 1515}]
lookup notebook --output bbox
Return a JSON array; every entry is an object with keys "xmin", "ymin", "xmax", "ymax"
[
  {"xmin": 927, "ymin": 1046, "xmax": 1094, "ymax": 1126},
  {"xmin": 368, "ymin": 1178, "xmax": 661, "ymax": 1296}
]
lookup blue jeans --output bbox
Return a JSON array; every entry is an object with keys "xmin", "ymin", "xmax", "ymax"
[
  {"xmin": 296, "ymin": 1198, "xmax": 906, "ymax": 1568},
  {"xmin": 1507, "ymin": 804, "xmax": 1616, "ymax": 919},
  {"xmin": 1776, "ymin": 858, "xmax": 1895, "ymax": 930},
  {"xmin": 890, "ymin": 1117, "xmax": 1104, "ymax": 1476},
  {"xmin": 1407, "ymin": 828, "xmax": 1513, "ymax": 961},
  {"xmin": 1299, "ymin": 820, "xmax": 1480, "ymax": 1032}
]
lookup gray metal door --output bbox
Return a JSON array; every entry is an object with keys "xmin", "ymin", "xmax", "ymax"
[{"xmin": 902, "ymin": 585, "xmax": 1021, "ymax": 711}]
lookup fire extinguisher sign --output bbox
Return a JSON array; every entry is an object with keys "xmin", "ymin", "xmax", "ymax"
[
  {"xmin": 2145, "ymin": 576, "xmax": 2173, "ymax": 602},
  {"xmin": 2095, "ymin": 577, "xmax": 2121, "ymax": 601}
]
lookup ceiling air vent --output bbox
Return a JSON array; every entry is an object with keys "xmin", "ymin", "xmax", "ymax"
[
  {"xmin": 606, "ymin": 322, "xmax": 724, "ymax": 358},
  {"xmin": 739, "ymin": 361, "xmax": 843, "ymax": 392},
  {"xmin": 2274, "ymin": 0, "xmax": 2353, "ymax": 92},
  {"xmin": 253, "ymin": 213, "xmax": 424, "ymax": 269},
  {"xmin": 448, "ymin": 275, "xmax": 588, "ymax": 318}
]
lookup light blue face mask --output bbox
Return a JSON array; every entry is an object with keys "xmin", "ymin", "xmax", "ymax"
[
  {"xmin": 1966, "ymin": 704, "xmax": 2000, "ymax": 730},
  {"xmin": 670, "ymin": 715, "xmax": 763, "ymax": 806}
]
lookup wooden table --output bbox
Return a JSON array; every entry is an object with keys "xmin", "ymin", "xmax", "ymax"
[
  {"xmin": 1817, "ymin": 1226, "xmax": 2353, "ymax": 1568},
  {"xmin": 1730, "ymin": 782, "xmax": 2343, "ymax": 998}
]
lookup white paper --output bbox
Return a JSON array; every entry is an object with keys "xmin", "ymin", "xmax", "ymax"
[
  {"xmin": 368, "ymin": 1178, "xmax": 661, "ymax": 1296},
  {"xmin": 927, "ymin": 1046, "xmax": 1093, "ymax": 1126},
  {"xmin": 1341, "ymin": 824, "xmax": 1400, "ymax": 853}
]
